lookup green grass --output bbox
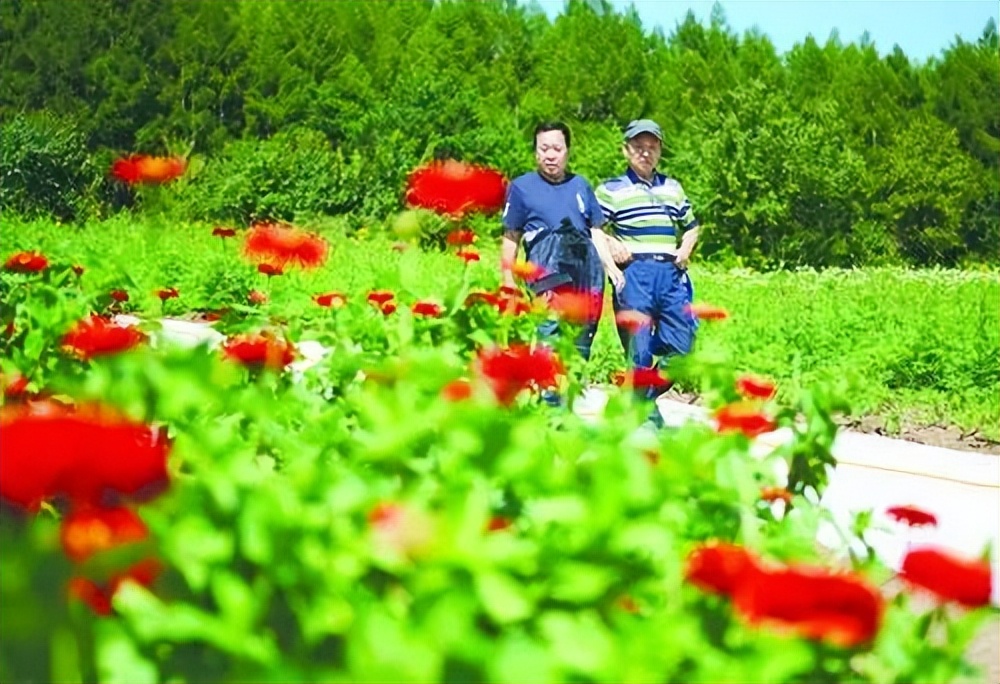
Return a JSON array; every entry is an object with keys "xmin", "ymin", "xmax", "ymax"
[{"xmin": 6, "ymin": 215, "xmax": 999, "ymax": 440}]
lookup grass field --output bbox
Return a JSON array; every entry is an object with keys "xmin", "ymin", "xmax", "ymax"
[{"xmin": 6, "ymin": 215, "xmax": 999, "ymax": 440}]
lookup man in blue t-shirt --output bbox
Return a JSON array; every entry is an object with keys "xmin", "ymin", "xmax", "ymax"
[{"xmin": 500, "ymin": 121, "xmax": 622, "ymax": 360}]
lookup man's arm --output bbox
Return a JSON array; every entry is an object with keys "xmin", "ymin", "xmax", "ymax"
[
  {"xmin": 590, "ymin": 227, "xmax": 625, "ymax": 292},
  {"xmin": 500, "ymin": 231, "xmax": 521, "ymax": 289},
  {"xmin": 675, "ymin": 226, "xmax": 699, "ymax": 269}
]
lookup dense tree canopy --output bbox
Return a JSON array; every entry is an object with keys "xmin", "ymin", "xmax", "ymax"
[{"xmin": 1, "ymin": 0, "xmax": 996, "ymax": 268}]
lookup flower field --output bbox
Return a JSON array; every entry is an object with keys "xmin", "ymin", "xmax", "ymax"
[{"xmin": 1, "ymin": 205, "xmax": 996, "ymax": 683}]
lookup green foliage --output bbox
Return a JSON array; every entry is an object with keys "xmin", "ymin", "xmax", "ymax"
[
  {"xmin": 178, "ymin": 128, "xmax": 366, "ymax": 224},
  {"xmin": 0, "ymin": 112, "xmax": 102, "ymax": 221}
]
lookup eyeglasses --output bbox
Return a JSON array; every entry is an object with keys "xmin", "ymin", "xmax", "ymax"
[{"xmin": 627, "ymin": 144, "xmax": 660, "ymax": 157}]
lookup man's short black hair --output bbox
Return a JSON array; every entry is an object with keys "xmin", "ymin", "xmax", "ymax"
[{"xmin": 533, "ymin": 121, "xmax": 571, "ymax": 149}]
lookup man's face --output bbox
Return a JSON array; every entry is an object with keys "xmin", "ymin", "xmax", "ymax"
[
  {"xmin": 623, "ymin": 132, "xmax": 662, "ymax": 179},
  {"xmin": 535, "ymin": 130, "xmax": 569, "ymax": 182}
]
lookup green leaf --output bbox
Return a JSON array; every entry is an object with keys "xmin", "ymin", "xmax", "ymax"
[{"xmin": 475, "ymin": 571, "xmax": 534, "ymax": 624}]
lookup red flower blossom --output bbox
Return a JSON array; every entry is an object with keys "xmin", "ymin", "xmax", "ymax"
[
  {"xmin": 618, "ymin": 366, "xmax": 671, "ymax": 390},
  {"xmin": 465, "ymin": 290, "xmax": 499, "ymax": 307},
  {"xmin": 72, "ymin": 264, "xmax": 85, "ymax": 277},
  {"xmin": 380, "ymin": 302, "xmax": 397, "ymax": 315},
  {"xmin": 314, "ymin": 292, "xmax": 347, "ymax": 308},
  {"xmin": 156, "ymin": 287, "xmax": 179, "ymax": 301},
  {"xmin": 456, "ymin": 249, "xmax": 480, "ymax": 264},
  {"xmin": 243, "ymin": 222, "xmax": 329, "ymax": 270},
  {"xmin": 60, "ymin": 506, "xmax": 149, "ymax": 564},
  {"xmin": 441, "ymin": 378, "xmax": 473, "ymax": 402},
  {"xmin": 110, "ymin": 155, "xmax": 187, "ymax": 184},
  {"xmin": 615, "ymin": 309, "xmax": 652, "ymax": 335},
  {"xmin": 901, "ymin": 547, "xmax": 992, "ymax": 608},
  {"xmin": 685, "ymin": 302, "xmax": 729, "ymax": 321},
  {"xmin": 547, "ymin": 288, "xmax": 603, "ymax": 326},
  {"xmin": 486, "ymin": 516, "xmax": 513, "ymax": 533},
  {"xmin": 258, "ymin": 263, "xmax": 284, "ymax": 277},
  {"xmin": 0, "ymin": 401, "xmax": 170, "ymax": 510},
  {"xmin": 4, "ymin": 251, "xmax": 48, "ymax": 273},
  {"xmin": 476, "ymin": 344, "xmax": 564, "ymax": 406},
  {"xmin": 222, "ymin": 332, "xmax": 295, "ymax": 370},
  {"xmin": 412, "ymin": 300, "xmax": 444, "ymax": 317},
  {"xmin": 886, "ymin": 505, "xmax": 938, "ymax": 528},
  {"xmin": 3, "ymin": 373, "xmax": 30, "ymax": 399},
  {"xmin": 714, "ymin": 401, "xmax": 777, "ymax": 438},
  {"xmin": 109, "ymin": 289, "xmax": 129, "ymax": 303},
  {"xmin": 69, "ymin": 558, "xmax": 162, "ymax": 616},
  {"xmin": 736, "ymin": 374, "xmax": 776, "ymax": 400},
  {"xmin": 761, "ymin": 486, "xmax": 793, "ymax": 505},
  {"xmin": 62, "ymin": 315, "xmax": 146, "ymax": 360},
  {"xmin": 507, "ymin": 260, "xmax": 546, "ymax": 282},
  {"xmin": 212, "ymin": 226, "xmax": 237, "ymax": 239},
  {"xmin": 405, "ymin": 160, "xmax": 507, "ymax": 217},
  {"xmin": 446, "ymin": 229, "xmax": 477, "ymax": 246},
  {"xmin": 247, "ymin": 290, "xmax": 268, "ymax": 305},
  {"xmin": 367, "ymin": 290, "xmax": 395, "ymax": 306},
  {"xmin": 732, "ymin": 566, "xmax": 885, "ymax": 648},
  {"xmin": 685, "ymin": 542, "xmax": 762, "ymax": 597}
]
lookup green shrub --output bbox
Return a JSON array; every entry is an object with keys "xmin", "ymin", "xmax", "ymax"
[
  {"xmin": 178, "ymin": 128, "xmax": 366, "ymax": 225},
  {"xmin": 0, "ymin": 112, "xmax": 102, "ymax": 221}
]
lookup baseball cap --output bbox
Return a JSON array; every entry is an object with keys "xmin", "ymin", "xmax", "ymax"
[{"xmin": 623, "ymin": 119, "xmax": 663, "ymax": 141}]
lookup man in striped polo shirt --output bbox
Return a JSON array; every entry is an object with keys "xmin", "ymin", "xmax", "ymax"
[{"xmin": 596, "ymin": 119, "xmax": 700, "ymax": 412}]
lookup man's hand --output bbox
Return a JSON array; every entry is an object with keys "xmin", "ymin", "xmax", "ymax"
[
  {"xmin": 605, "ymin": 234, "xmax": 632, "ymax": 265},
  {"xmin": 674, "ymin": 246, "xmax": 691, "ymax": 269}
]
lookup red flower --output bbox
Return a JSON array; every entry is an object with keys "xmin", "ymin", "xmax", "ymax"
[
  {"xmin": 314, "ymin": 292, "xmax": 347, "ymax": 308},
  {"xmin": 222, "ymin": 332, "xmax": 295, "ymax": 370},
  {"xmin": 714, "ymin": 401, "xmax": 777, "ymax": 438},
  {"xmin": 62, "ymin": 315, "xmax": 145, "ymax": 360},
  {"xmin": 72, "ymin": 264, "xmax": 85, "ymax": 277},
  {"xmin": 412, "ymin": 300, "xmax": 443, "ymax": 317},
  {"xmin": 243, "ymin": 222, "xmax": 329, "ymax": 270},
  {"xmin": 60, "ymin": 506, "xmax": 149, "ymax": 563},
  {"xmin": 247, "ymin": 289, "xmax": 269, "ymax": 305},
  {"xmin": 111, "ymin": 155, "xmax": 187, "ymax": 184},
  {"xmin": 446, "ymin": 229, "xmax": 477, "ymax": 246},
  {"xmin": 3, "ymin": 373, "xmax": 30, "ymax": 399},
  {"xmin": 405, "ymin": 160, "xmax": 507, "ymax": 217},
  {"xmin": 761, "ymin": 486, "xmax": 793, "ymax": 505},
  {"xmin": 456, "ymin": 249, "xmax": 480, "ymax": 263},
  {"xmin": 886, "ymin": 505, "xmax": 937, "ymax": 528},
  {"xmin": 441, "ymin": 378, "xmax": 473, "ymax": 402},
  {"xmin": 380, "ymin": 302, "xmax": 397, "ymax": 315},
  {"xmin": 685, "ymin": 542, "xmax": 762, "ymax": 597},
  {"xmin": 156, "ymin": 287, "xmax": 179, "ymax": 301},
  {"xmin": 732, "ymin": 566, "xmax": 885, "ymax": 648},
  {"xmin": 736, "ymin": 374, "xmax": 776, "ymax": 400},
  {"xmin": 486, "ymin": 516, "xmax": 513, "ymax": 533},
  {"xmin": 615, "ymin": 309, "xmax": 652, "ymax": 335},
  {"xmin": 109, "ymin": 289, "xmax": 129, "ymax": 303},
  {"xmin": 69, "ymin": 558, "xmax": 163, "ymax": 616},
  {"xmin": 476, "ymin": 344, "xmax": 564, "ymax": 406},
  {"xmin": 685, "ymin": 302, "xmax": 729, "ymax": 321},
  {"xmin": 901, "ymin": 547, "xmax": 992, "ymax": 608},
  {"xmin": 508, "ymin": 260, "xmax": 546, "ymax": 282},
  {"xmin": 257, "ymin": 263, "xmax": 284, "ymax": 277},
  {"xmin": 4, "ymin": 251, "xmax": 48, "ymax": 273},
  {"xmin": 0, "ymin": 401, "xmax": 171, "ymax": 510},
  {"xmin": 212, "ymin": 226, "xmax": 237, "ymax": 239},
  {"xmin": 619, "ymin": 366, "xmax": 671, "ymax": 390},
  {"xmin": 547, "ymin": 288, "xmax": 603, "ymax": 326},
  {"xmin": 367, "ymin": 290, "xmax": 395, "ymax": 306}
]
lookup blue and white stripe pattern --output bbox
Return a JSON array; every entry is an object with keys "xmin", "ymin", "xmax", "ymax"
[{"xmin": 595, "ymin": 168, "xmax": 699, "ymax": 255}]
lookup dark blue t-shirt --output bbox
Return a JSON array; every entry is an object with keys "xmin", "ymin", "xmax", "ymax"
[{"xmin": 501, "ymin": 172, "xmax": 604, "ymax": 248}]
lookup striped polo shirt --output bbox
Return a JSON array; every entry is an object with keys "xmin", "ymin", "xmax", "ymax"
[{"xmin": 595, "ymin": 168, "xmax": 699, "ymax": 256}]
